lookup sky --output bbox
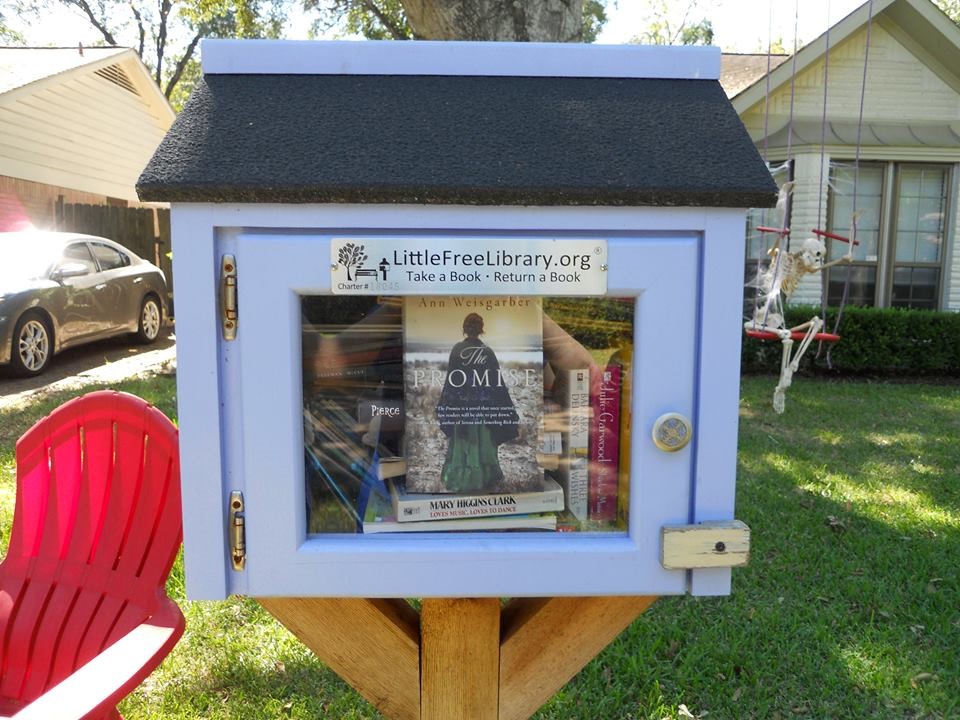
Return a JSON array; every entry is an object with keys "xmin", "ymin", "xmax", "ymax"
[{"xmin": 8, "ymin": 0, "xmax": 867, "ymax": 54}]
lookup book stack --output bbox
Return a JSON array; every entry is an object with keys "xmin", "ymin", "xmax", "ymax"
[{"xmin": 378, "ymin": 295, "xmax": 562, "ymax": 533}]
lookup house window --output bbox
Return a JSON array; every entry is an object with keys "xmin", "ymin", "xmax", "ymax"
[
  {"xmin": 826, "ymin": 164, "xmax": 884, "ymax": 307},
  {"xmin": 890, "ymin": 167, "xmax": 948, "ymax": 309},
  {"xmin": 826, "ymin": 162, "xmax": 950, "ymax": 309}
]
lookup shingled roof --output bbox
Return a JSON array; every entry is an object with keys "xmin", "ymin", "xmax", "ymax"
[{"xmin": 138, "ymin": 41, "xmax": 777, "ymax": 209}]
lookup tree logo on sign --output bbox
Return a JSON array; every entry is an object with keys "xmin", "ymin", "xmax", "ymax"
[{"xmin": 338, "ymin": 243, "xmax": 368, "ymax": 281}]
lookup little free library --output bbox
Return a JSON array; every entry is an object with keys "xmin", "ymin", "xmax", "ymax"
[{"xmin": 138, "ymin": 38, "xmax": 775, "ymax": 720}]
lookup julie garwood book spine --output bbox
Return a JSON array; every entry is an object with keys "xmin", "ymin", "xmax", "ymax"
[{"xmin": 588, "ymin": 363, "xmax": 621, "ymax": 521}]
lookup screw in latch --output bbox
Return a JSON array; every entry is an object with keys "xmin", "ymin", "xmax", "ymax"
[{"xmin": 714, "ymin": 541, "xmax": 726, "ymax": 553}]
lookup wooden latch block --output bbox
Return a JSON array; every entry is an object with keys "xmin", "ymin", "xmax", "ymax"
[{"xmin": 660, "ymin": 520, "xmax": 750, "ymax": 569}]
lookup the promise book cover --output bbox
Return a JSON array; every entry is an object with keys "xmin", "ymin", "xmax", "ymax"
[{"xmin": 403, "ymin": 296, "xmax": 545, "ymax": 494}]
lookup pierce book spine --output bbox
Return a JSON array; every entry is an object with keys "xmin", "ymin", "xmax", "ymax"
[{"xmin": 588, "ymin": 363, "xmax": 621, "ymax": 521}]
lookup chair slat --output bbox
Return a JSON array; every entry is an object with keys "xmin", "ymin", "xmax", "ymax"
[
  {"xmin": 0, "ymin": 391, "xmax": 184, "ymax": 713},
  {"xmin": 0, "ymin": 579, "xmax": 54, "ymax": 700},
  {"xmin": 47, "ymin": 586, "xmax": 109, "ymax": 687},
  {"xmin": 73, "ymin": 415, "xmax": 117, "ymax": 565}
]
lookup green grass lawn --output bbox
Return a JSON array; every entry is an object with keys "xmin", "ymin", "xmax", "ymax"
[{"xmin": 1, "ymin": 375, "xmax": 957, "ymax": 719}]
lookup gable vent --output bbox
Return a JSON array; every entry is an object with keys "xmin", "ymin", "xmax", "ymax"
[{"xmin": 95, "ymin": 64, "xmax": 140, "ymax": 96}]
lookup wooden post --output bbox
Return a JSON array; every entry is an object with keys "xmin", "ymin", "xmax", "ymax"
[{"xmin": 421, "ymin": 598, "xmax": 500, "ymax": 720}]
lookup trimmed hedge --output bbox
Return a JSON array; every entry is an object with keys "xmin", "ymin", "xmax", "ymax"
[{"xmin": 741, "ymin": 305, "xmax": 960, "ymax": 376}]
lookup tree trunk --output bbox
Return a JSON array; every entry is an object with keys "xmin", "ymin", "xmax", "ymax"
[{"xmin": 401, "ymin": 0, "xmax": 583, "ymax": 41}]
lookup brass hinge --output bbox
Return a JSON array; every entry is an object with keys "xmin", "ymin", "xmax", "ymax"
[
  {"xmin": 229, "ymin": 491, "xmax": 246, "ymax": 571},
  {"xmin": 220, "ymin": 254, "xmax": 238, "ymax": 341}
]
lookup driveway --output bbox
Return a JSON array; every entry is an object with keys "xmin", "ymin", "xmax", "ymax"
[{"xmin": 0, "ymin": 327, "xmax": 176, "ymax": 411}]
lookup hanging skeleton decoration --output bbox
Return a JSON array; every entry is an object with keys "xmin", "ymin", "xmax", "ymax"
[{"xmin": 746, "ymin": 215, "xmax": 854, "ymax": 413}]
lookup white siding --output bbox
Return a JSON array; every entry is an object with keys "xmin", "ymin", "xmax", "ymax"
[
  {"xmin": 0, "ymin": 58, "xmax": 171, "ymax": 202},
  {"xmin": 787, "ymin": 153, "xmax": 831, "ymax": 306},
  {"xmin": 742, "ymin": 25, "xmax": 960, "ymax": 137}
]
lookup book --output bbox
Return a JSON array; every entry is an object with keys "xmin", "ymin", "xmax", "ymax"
[
  {"xmin": 377, "ymin": 453, "xmax": 557, "ymax": 481},
  {"xmin": 362, "ymin": 490, "xmax": 557, "ymax": 533},
  {"xmin": 611, "ymin": 345, "xmax": 633, "ymax": 530},
  {"xmin": 388, "ymin": 475, "xmax": 564, "ymax": 522},
  {"xmin": 556, "ymin": 368, "xmax": 590, "ymax": 522},
  {"xmin": 402, "ymin": 296, "xmax": 545, "ymax": 495},
  {"xmin": 588, "ymin": 362, "xmax": 621, "ymax": 521},
  {"xmin": 301, "ymin": 297, "xmax": 403, "ymax": 395}
]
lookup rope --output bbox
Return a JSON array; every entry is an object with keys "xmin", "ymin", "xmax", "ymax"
[
  {"xmin": 753, "ymin": 0, "xmax": 776, "ymax": 331},
  {"xmin": 827, "ymin": 0, "xmax": 875, "ymax": 366},
  {"xmin": 762, "ymin": 0, "xmax": 774, "ymax": 164},
  {"xmin": 815, "ymin": 1, "xmax": 832, "ymax": 227},
  {"xmin": 785, "ymin": 0, "xmax": 800, "ymax": 166},
  {"xmin": 754, "ymin": 0, "xmax": 801, "ymax": 333},
  {"xmin": 817, "ymin": 0, "xmax": 833, "ymax": 335}
]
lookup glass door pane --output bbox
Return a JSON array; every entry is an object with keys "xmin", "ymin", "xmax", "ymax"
[{"xmin": 301, "ymin": 295, "xmax": 636, "ymax": 536}]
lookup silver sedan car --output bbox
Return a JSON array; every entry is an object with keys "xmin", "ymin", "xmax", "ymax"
[{"xmin": 0, "ymin": 231, "xmax": 169, "ymax": 376}]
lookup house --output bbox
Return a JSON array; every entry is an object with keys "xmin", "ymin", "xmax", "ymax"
[
  {"xmin": 0, "ymin": 46, "xmax": 175, "ymax": 231},
  {"xmin": 721, "ymin": 0, "xmax": 960, "ymax": 312}
]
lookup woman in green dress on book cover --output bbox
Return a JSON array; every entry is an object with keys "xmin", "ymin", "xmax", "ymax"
[{"xmin": 436, "ymin": 313, "xmax": 520, "ymax": 492}]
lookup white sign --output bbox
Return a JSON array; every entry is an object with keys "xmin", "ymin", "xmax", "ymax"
[{"xmin": 331, "ymin": 237, "xmax": 608, "ymax": 295}]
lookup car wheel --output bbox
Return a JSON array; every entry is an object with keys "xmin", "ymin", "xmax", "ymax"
[
  {"xmin": 137, "ymin": 295, "xmax": 162, "ymax": 344},
  {"xmin": 10, "ymin": 312, "xmax": 53, "ymax": 376}
]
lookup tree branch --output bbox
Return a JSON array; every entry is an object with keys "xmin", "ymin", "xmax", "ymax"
[
  {"xmin": 361, "ymin": 0, "xmax": 410, "ymax": 39},
  {"xmin": 164, "ymin": 31, "xmax": 201, "ymax": 99},
  {"xmin": 63, "ymin": 0, "xmax": 119, "ymax": 45},
  {"xmin": 130, "ymin": 1, "xmax": 145, "ymax": 59},
  {"xmin": 155, "ymin": 0, "xmax": 173, "ymax": 87},
  {"xmin": 669, "ymin": 1, "xmax": 696, "ymax": 45}
]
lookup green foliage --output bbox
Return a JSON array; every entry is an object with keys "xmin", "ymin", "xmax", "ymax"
[
  {"xmin": 677, "ymin": 18, "xmax": 712, "ymax": 46},
  {"xmin": 543, "ymin": 297, "xmax": 634, "ymax": 349},
  {"xmin": 581, "ymin": 0, "xmax": 607, "ymax": 44},
  {"xmin": 632, "ymin": 0, "xmax": 713, "ymax": 46},
  {"xmin": 742, "ymin": 306, "xmax": 960, "ymax": 376},
  {"xmin": 935, "ymin": 0, "xmax": 960, "ymax": 23},
  {"xmin": 165, "ymin": 57, "xmax": 202, "ymax": 113},
  {"xmin": 304, "ymin": 0, "xmax": 412, "ymax": 40},
  {"xmin": 1, "ymin": 0, "xmax": 33, "ymax": 42}
]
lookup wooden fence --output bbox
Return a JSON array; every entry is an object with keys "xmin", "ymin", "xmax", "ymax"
[{"xmin": 55, "ymin": 200, "xmax": 174, "ymax": 316}]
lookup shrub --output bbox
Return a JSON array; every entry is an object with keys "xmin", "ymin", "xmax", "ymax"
[{"xmin": 741, "ymin": 305, "xmax": 960, "ymax": 376}]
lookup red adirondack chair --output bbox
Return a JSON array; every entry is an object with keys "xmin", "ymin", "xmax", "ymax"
[{"xmin": 0, "ymin": 391, "xmax": 184, "ymax": 720}]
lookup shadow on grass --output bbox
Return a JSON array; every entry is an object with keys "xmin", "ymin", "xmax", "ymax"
[{"xmin": 535, "ymin": 378, "xmax": 958, "ymax": 720}]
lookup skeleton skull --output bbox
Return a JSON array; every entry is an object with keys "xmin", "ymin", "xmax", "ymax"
[{"xmin": 800, "ymin": 238, "xmax": 827, "ymax": 269}]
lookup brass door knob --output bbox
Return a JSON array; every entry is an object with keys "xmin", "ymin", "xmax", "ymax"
[{"xmin": 652, "ymin": 413, "xmax": 692, "ymax": 452}]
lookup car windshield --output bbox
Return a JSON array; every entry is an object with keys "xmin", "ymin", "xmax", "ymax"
[{"xmin": 0, "ymin": 236, "xmax": 61, "ymax": 286}]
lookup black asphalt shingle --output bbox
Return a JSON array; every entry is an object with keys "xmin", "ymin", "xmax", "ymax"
[{"xmin": 138, "ymin": 73, "xmax": 776, "ymax": 208}]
